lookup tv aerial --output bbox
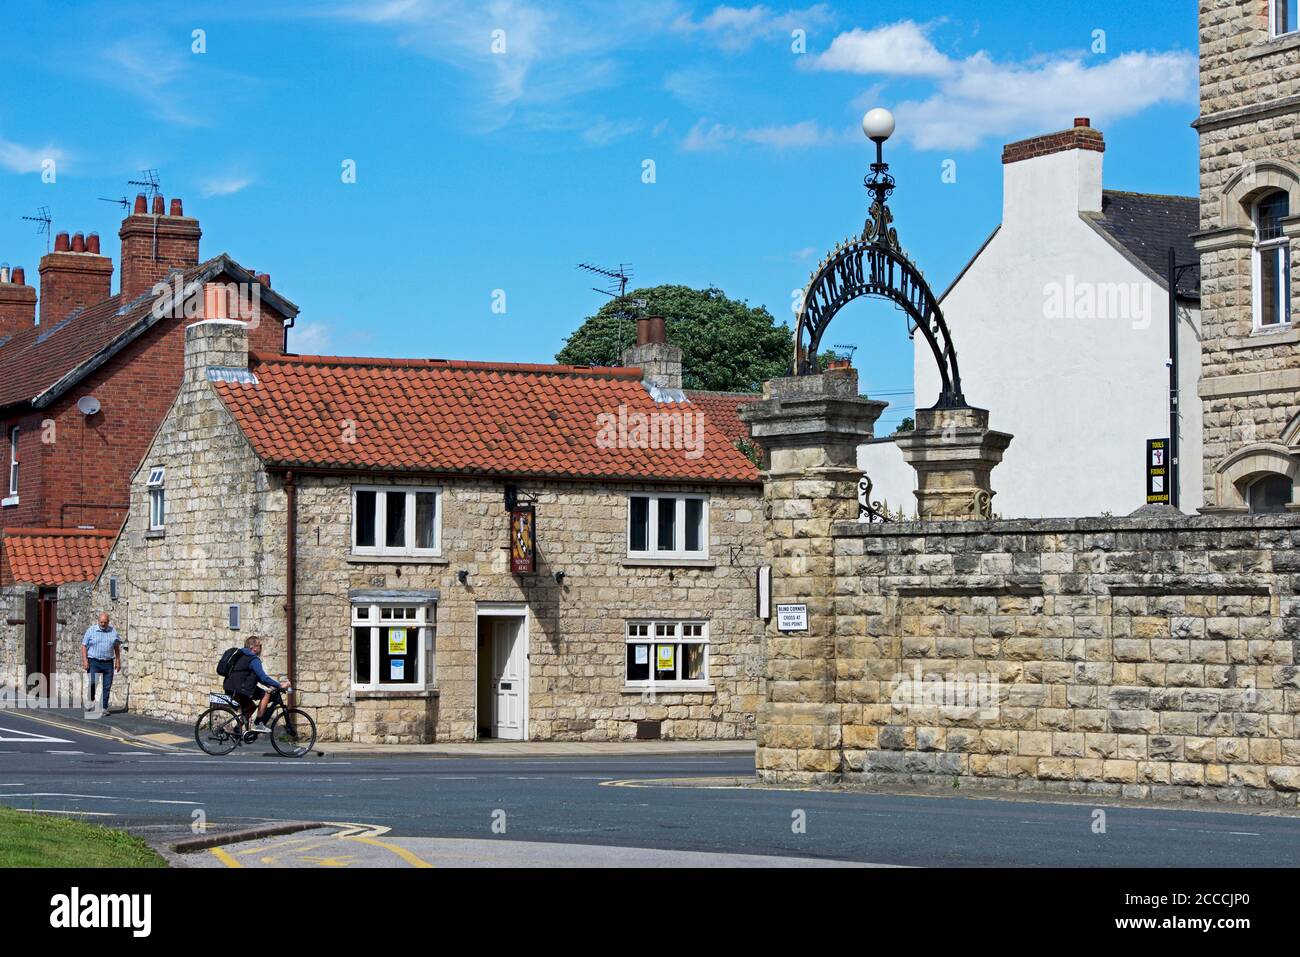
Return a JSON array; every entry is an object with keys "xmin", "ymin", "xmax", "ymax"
[
  {"xmin": 129, "ymin": 168, "xmax": 161, "ymax": 200},
  {"xmin": 21, "ymin": 206, "xmax": 52, "ymax": 252},
  {"xmin": 577, "ymin": 262, "xmax": 646, "ymax": 364}
]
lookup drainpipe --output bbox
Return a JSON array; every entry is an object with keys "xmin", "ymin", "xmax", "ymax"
[{"xmin": 284, "ymin": 470, "xmax": 297, "ymax": 705}]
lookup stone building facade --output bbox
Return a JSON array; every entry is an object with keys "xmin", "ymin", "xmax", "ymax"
[
  {"xmin": 94, "ymin": 320, "xmax": 766, "ymax": 743},
  {"xmin": 1195, "ymin": 0, "xmax": 1300, "ymax": 511}
]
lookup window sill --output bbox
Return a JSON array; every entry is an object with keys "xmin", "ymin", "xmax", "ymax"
[
  {"xmin": 145, "ymin": 529, "xmax": 165, "ymax": 539},
  {"xmin": 347, "ymin": 554, "xmax": 448, "ymax": 565},
  {"xmin": 1248, "ymin": 32, "xmax": 1300, "ymax": 59},
  {"xmin": 1226, "ymin": 324, "xmax": 1297, "ymax": 351},
  {"xmin": 0, "ymin": 495, "xmax": 16, "ymax": 507},
  {"xmin": 622, "ymin": 557, "xmax": 716, "ymax": 569},
  {"xmin": 351, "ymin": 688, "xmax": 439, "ymax": 700},
  {"xmin": 621, "ymin": 683, "xmax": 715, "ymax": 694}
]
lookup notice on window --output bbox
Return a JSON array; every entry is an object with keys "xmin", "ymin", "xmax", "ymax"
[
  {"xmin": 388, "ymin": 628, "xmax": 407, "ymax": 655},
  {"xmin": 657, "ymin": 645, "xmax": 675, "ymax": 670},
  {"xmin": 635, "ymin": 645, "xmax": 649, "ymax": 665},
  {"xmin": 776, "ymin": 603, "xmax": 808, "ymax": 632},
  {"xmin": 390, "ymin": 659, "xmax": 405, "ymax": 681}
]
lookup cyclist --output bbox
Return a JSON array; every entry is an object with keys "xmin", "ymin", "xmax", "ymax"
[{"xmin": 223, "ymin": 635, "xmax": 291, "ymax": 733}]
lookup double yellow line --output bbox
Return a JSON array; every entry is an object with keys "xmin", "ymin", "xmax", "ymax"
[{"xmin": 8, "ymin": 710, "xmax": 174, "ymax": 752}]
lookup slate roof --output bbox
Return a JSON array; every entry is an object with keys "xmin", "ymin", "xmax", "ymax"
[
  {"xmin": 0, "ymin": 254, "xmax": 298, "ymax": 411},
  {"xmin": 1083, "ymin": 190, "xmax": 1201, "ymax": 298},
  {"xmin": 1, "ymin": 528, "xmax": 115, "ymax": 585},
  {"xmin": 211, "ymin": 354, "xmax": 761, "ymax": 485}
]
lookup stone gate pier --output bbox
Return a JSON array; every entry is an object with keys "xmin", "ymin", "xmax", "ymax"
[{"xmin": 742, "ymin": 371, "xmax": 1300, "ymax": 805}]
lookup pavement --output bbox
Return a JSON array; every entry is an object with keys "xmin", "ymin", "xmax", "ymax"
[{"xmin": 6, "ymin": 706, "xmax": 1300, "ymax": 867}]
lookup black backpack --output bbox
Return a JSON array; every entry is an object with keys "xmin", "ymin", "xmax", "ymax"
[{"xmin": 216, "ymin": 647, "xmax": 242, "ymax": 677}]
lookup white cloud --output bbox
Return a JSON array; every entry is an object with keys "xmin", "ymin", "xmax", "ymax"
[
  {"xmin": 682, "ymin": 117, "xmax": 846, "ymax": 152},
  {"xmin": 0, "ymin": 138, "xmax": 65, "ymax": 174},
  {"xmin": 200, "ymin": 174, "xmax": 255, "ymax": 198},
  {"xmin": 672, "ymin": 4, "xmax": 834, "ymax": 52},
  {"xmin": 682, "ymin": 119, "xmax": 737, "ymax": 152},
  {"xmin": 289, "ymin": 320, "xmax": 336, "ymax": 355},
  {"xmin": 896, "ymin": 50, "xmax": 1197, "ymax": 150},
  {"xmin": 806, "ymin": 21, "xmax": 952, "ymax": 76}
]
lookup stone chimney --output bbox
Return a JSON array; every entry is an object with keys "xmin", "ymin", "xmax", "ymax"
[
  {"xmin": 1001, "ymin": 117, "xmax": 1104, "ymax": 227},
  {"xmin": 38, "ymin": 231, "xmax": 113, "ymax": 326},
  {"xmin": 622, "ymin": 315, "xmax": 683, "ymax": 391},
  {"xmin": 0, "ymin": 265, "xmax": 37, "ymax": 338},
  {"xmin": 184, "ymin": 319, "xmax": 250, "ymax": 386},
  {"xmin": 119, "ymin": 193, "xmax": 201, "ymax": 301}
]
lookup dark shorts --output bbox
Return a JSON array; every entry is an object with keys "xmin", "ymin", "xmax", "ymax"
[{"xmin": 232, "ymin": 691, "xmax": 263, "ymax": 714}]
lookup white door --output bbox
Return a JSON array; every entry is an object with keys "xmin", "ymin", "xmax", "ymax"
[{"xmin": 492, "ymin": 618, "xmax": 525, "ymax": 740}]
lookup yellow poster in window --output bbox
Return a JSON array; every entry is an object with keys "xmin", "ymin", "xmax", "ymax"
[
  {"xmin": 388, "ymin": 628, "xmax": 408, "ymax": 655},
  {"xmin": 657, "ymin": 645, "xmax": 675, "ymax": 670}
]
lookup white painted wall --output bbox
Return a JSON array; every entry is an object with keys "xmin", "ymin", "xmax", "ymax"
[{"xmin": 862, "ymin": 144, "xmax": 1202, "ymax": 518}]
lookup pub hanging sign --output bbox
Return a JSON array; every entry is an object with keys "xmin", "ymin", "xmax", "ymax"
[
  {"xmin": 510, "ymin": 505, "xmax": 536, "ymax": 574},
  {"xmin": 1146, "ymin": 438, "xmax": 1170, "ymax": 505}
]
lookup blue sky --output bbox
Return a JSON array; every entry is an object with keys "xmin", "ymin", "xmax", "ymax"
[{"xmin": 0, "ymin": 1, "xmax": 1198, "ymax": 428}]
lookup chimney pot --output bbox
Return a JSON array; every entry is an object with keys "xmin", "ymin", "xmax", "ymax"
[
  {"xmin": 12, "ymin": 267, "xmax": 24, "ymax": 285},
  {"xmin": 86, "ymin": 233, "xmax": 100, "ymax": 254},
  {"xmin": 636, "ymin": 315, "xmax": 666, "ymax": 346},
  {"xmin": 0, "ymin": 265, "xmax": 9, "ymax": 284},
  {"xmin": 133, "ymin": 193, "xmax": 148, "ymax": 214},
  {"xmin": 1074, "ymin": 117, "xmax": 1090, "ymax": 128},
  {"xmin": 54, "ymin": 232, "xmax": 70, "ymax": 252},
  {"xmin": 151, "ymin": 195, "xmax": 165, "ymax": 216},
  {"xmin": 71, "ymin": 232, "xmax": 86, "ymax": 253},
  {"xmin": 169, "ymin": 198, "xmax": 184, "ymax": 217}
]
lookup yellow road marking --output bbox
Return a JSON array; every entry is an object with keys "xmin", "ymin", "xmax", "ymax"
[
  {"xmin": 299, "ymin": 854, "xmax": 356, "ymax": 867},
  {"xmin": 9, "ymin": 711, "xmax": 169, "ymax": 751},
  {"xmin": 344, "ymin": 835, "xmax": 434, "ymax": 868},
  {"xmin": 138, "ymin": 731, "xmax": 188, "ymax": 745},
  {"xmin": 208, "ymin": 847, "xmax": 243, "ymax": 868}
]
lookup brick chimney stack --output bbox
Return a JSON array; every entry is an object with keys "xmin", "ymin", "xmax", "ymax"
[
  {"xmin": 1001, "ymin": 117, "xmax": 1105, "ymax": 226},
  {"xmin": 119, "ymin": 193, "xmax": 201, "ymax": 301},
  {"xmin": 0, "ymin": 264, "xmax": 37, "ymax": 337},
  {"xmin": 622, "ymin": 315, "xmax": 683, "ymax": 391},
  {"xmin": 38, "ymin": 231, "xmax": 114, "ymax": 326}
]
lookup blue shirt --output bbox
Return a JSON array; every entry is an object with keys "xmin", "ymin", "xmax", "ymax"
[
  {"xmin": 240, "ymin": 648, "xmax": 282, "ymax": 690},
  {"xmin": 83, "ymin": 625, "xmax": 121, "ymax": 660}
]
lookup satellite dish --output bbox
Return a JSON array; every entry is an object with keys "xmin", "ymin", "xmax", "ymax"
[{"xmin": 76, "ymin": 396, "xmax": 101, "ymax": 416}]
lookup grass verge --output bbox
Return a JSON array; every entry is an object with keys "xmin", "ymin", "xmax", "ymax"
[{"xmin": 0, "ymin": 805, "xmax": 166, "ymax": 867}]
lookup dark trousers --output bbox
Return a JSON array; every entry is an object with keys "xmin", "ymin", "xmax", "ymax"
[{"xmin": 87, "ymin": 659, "xmax": 114, "ymax": 709}]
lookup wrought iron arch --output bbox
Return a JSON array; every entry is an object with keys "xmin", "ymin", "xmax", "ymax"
[{"xmin": 794, "ymin": 141, "xmax": 965, "ymax": 409}]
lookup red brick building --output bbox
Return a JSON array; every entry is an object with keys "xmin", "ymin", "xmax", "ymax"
[{"xmin": 0, "ymin": 195, "xmax": 298, "ymax": 687}]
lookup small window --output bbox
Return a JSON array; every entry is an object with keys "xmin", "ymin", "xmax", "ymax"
[
  {"xmin": 627, "ymin": 493, "xmax": 708, "ymax": 559},
  {"xmin": 6, "ymin": 426, "xmax": 18, "ymax": 498},
  {"xmin": 1248, "ymin": 474, "xmax": 1293, "ymax": 513},
  {"xmin": 109, "ymin": 577, "xmax": 119, "ymax": 601},
  {"xmin": 228, "ymin": 605, "xmax": 241, "ymax": 630},
  {"xmin": 1255, "ymin": 192, "xmax": 1292, "ymax": 329},
  {"xmin": 625, "ymin": 620, "xmax": 709, "ymax": 687},
  {"xmin": 147, "ymin": 466, "xmax": 166, "ymax": 530},
  {"xmin": 351, "ymin": 486, "xmax": 441, "ymax": 557},
  {"xmin": 351, "ymin": 602, "xmax": 434, "ymax": 690},
  {"xmin": 1273, "ymin": 0, "xmax": 1298, "ymax": 36}
]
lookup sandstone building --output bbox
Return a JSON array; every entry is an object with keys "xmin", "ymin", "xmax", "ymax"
[
  {"xmin": 93, "ymin": 317, "xmax": 765, "ymax": 742},
  {"xmin": 1195, "ymin": 0, "xmax": 1300, "ymax": 512}
]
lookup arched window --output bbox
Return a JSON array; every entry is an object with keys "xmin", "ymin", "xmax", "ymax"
[
  {"xmin": 1254, "ymin": 191, "xmax": 1291, "ymax": 328},
  {"xmin": 1248, "ymin": 473, "xmax": 1293, "ymax": 513}
]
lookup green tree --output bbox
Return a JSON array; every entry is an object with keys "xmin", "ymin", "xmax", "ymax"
[
  {"xmin": 893, "ymin": 416, "xmax": 915, "ymax": 434},
  {"xmin": 556, "ymin": 285, "xmax": 794, "ymax": 392}
]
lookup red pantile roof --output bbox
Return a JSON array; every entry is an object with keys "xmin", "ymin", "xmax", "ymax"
[
  {"xmin": 212, "ymin": 354, "xmax": 761, "ymax": 484},
  {"xmin": 1, "ymin": 528, "xmax": 115, "ymax": 585},
  {"xmin": 0, "ymin": 254, "xmax": 297, "ymax": 410},
  {"xmin": 684, "ymin": 391, "xmax": 760, "ymax": 445}
]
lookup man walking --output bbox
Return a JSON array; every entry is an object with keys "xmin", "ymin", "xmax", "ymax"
[{"xmin": 82, "ymin": 612, "xmax": 122, "ymax": 717}]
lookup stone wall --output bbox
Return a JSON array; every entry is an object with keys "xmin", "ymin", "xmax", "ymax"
[
  {"xmin": 1195, "ymin": 0, "xmax": 1300, "ymax": 507},
  {"xmin": 759, "ymin": 509, "xmax": 1300, "ymax": 805},
  {"xmin": 0, "ymin": 581, "xmax": 113, "ymax": 706}
]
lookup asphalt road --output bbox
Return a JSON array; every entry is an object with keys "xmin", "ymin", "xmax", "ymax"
[{"xmin": 3, "ymin": 709, "xmax": 1299, "ymax": 867}]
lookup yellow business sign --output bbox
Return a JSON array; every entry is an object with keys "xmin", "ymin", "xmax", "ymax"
[
  {"xmin": 388, "ymin": 628, "xmax": 407, "ymax": 655},
  {"xmin": 657, "ymin": 645, "xmax": 675, "ymax": 670}
]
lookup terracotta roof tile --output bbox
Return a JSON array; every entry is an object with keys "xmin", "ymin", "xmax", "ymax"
[
  {"xmin": 213, "ymin": 355, "xmax": 761, "ymax": 484},
  {"xmin": 1, "ymin": 528, "xmax": 115, "ymax": 585}
]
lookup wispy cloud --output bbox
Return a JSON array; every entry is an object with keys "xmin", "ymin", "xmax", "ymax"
[
  {"xmin": 807, "ymin": 20, "xmax": 1196, "ymax": 150},
  {"xmin": 199, "ymin": 174, "xmax": 255, "ymax": 198},
  {"xmin": 672, "ymin": 4, "xmax": 834, "ymax": 52},
  {"xmin": 683, "ymin": 117, "xmax": 846, "ymax": 152},
  {"xmin": 0, "ymin": 137, "xmax": 65, "ymax": 174},
  {"xmin": 289, "ymin": 320, "xmax": 336, "ymax": 355}
]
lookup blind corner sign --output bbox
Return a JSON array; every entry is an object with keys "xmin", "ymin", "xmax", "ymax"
[{"xmin": 776, "ymin": 603, "xmax": 808, "ymax": 632}]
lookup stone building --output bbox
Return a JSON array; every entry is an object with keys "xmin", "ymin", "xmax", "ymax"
[
  {"xmin": 93, "ymin": 318, "xmax": 765, "ymax": 743},
  {"xmin": 0, "ymin": 195, "xmax": 298, "ymax": 697},
  {"xmin": 1195, "ymin": 0, "xmax": 1300, "ymax": 512}
]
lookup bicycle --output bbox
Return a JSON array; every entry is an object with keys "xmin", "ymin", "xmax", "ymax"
[{"xmin": 194, "ymin": 685, "xmax": 317, "ymax": 758}]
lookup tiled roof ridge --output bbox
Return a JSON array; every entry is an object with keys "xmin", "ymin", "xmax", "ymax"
[
  {"xmin": 250, "ymin": 352, "xmax": 644, "ymax": 379},
  {"xmin": 3, "ymin": 526, "xmax": 117, "ymax": 538}
]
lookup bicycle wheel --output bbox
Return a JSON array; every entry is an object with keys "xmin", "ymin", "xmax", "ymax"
[
  {"xmin": 270, "ymin": 707, "xmax": 317, "ymax": 757},
  {"xmin": 195, "ymin": 706, "xmax": 242, "ymax": 755}
]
